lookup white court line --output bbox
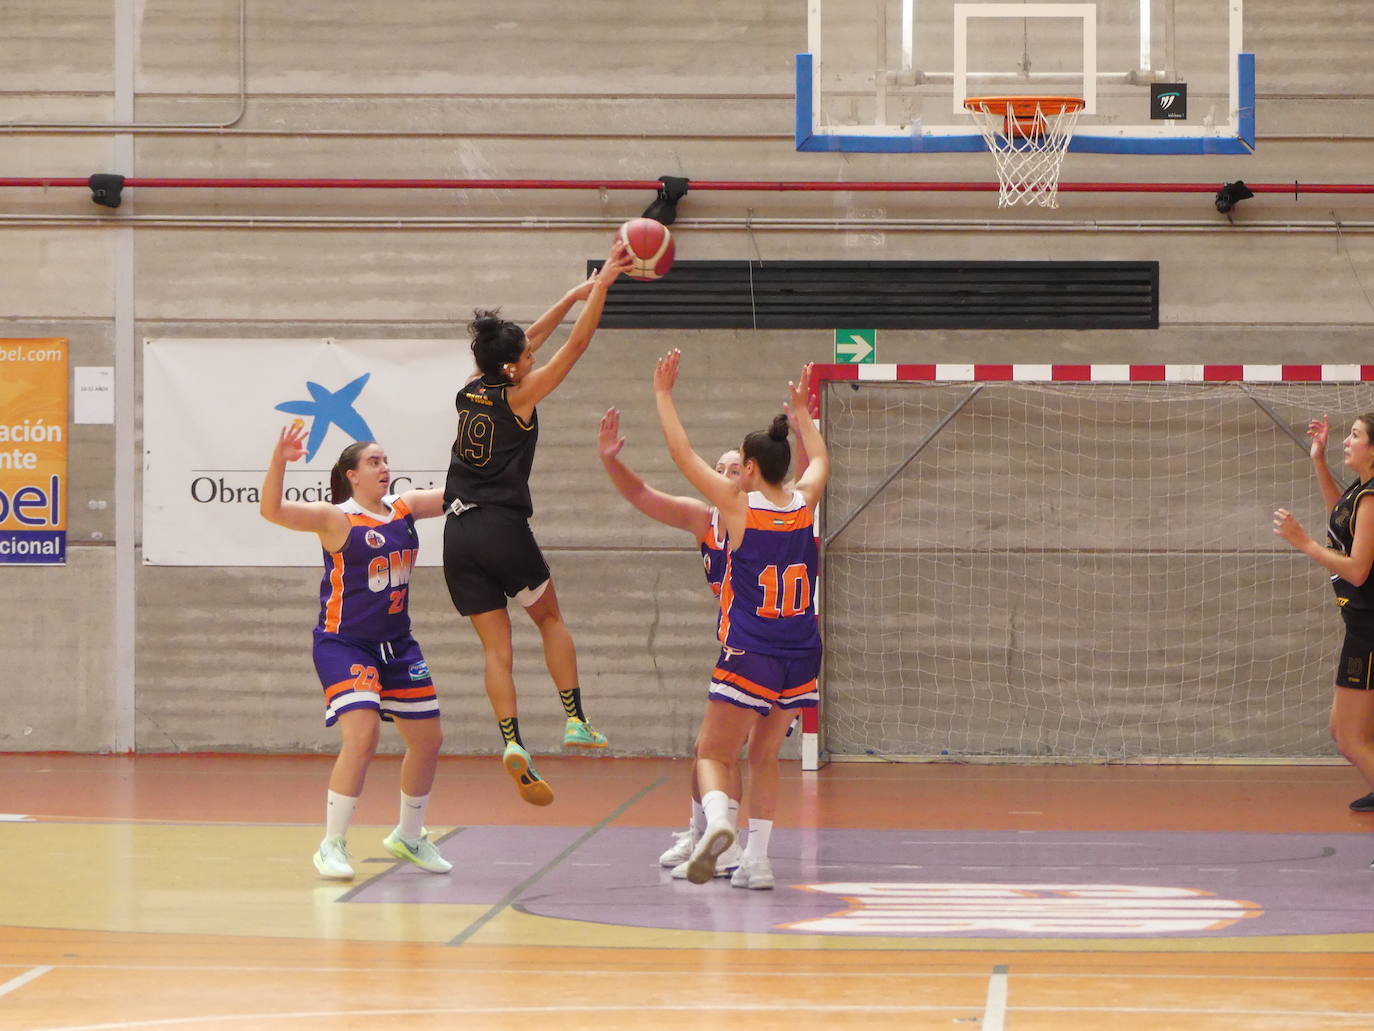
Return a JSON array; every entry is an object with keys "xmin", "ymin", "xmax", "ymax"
[
  {"xmin": 0, "ymin": 965, "xmax": 54, "ymax": 998},
  {"xmin": 983, "ymin": 965, "xmax": 1009, "ymax": 1031},
  {"xmin": 35, "ymin": 1001, "xmax": 1374, "ymax": 1031},
  {"xmin": 35, "ymin": 1003, "xmax": 988, "ymax": 1031},
  {"xmin": 8, "ymin": 962, "xmax": 1374, "ymax": 984},
  {"xmin": 5, "ymin": 963, "xmax": 1372, "ymax": 983},
  {"xmin": 0, "ymin": 814, "xmax": 34, "ymax": 821}
]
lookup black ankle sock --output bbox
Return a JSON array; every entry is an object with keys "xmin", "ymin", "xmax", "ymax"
[{"xmin": 559, "ymin": 688, "xmax": 585, "ymax": 721}]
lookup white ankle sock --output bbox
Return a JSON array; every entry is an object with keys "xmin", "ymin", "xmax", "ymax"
[
  {"xmin": 744, "ymin": 818, "xmax": 773, "ymax": 860},
  {"xmin": 399, "ymin": 792, "xmax": 428, "ymax": 841},
  {"xmin": 727, "ymin": 797, "xmax": 741, "ymax": 830},
  {"xmin": 325, "ymin": 790, "xmax": 358, "ymax": 841},
  {"xmin": 691, "ymin": 799, "xmax": 706, "ymax": 835},
  {"xmin": 701, "ymin": 789, "xmax": 730, "ymax": 827}
]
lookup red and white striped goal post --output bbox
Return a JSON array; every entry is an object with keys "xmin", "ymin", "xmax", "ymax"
[
  {"xmin": 808, "ymin": 364, "xmax": 1374, "ymax": 390},
  {"xmin": 798, "ymin": 361, "xmax": 1374, "ymax": 768}
]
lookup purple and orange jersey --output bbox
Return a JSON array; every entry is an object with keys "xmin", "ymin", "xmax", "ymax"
[
  {"xmin": 718, "ymin": 489, "xmax": 822, "ymax": 658},
  {"xmin": 699, "ymin": 505, "xmax": 728, "ymax": 597},
  {"xmin": 317, "ymin": 494, "xmax": 419, "ymax": 640}
]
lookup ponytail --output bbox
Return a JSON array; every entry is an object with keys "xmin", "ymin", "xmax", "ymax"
[
  {"xmin": 329, "ymin": 441, "xmax": 373, "ymax": 503},
  {"xmin": 741, "ymin": 414, "xmax": 791, "ymax": 484},
  {"xmin": 469, "ymin": 309, "xmax": 527, "ymax": 380}
]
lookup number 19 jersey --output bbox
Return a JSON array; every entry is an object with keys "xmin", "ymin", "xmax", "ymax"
[
  {"xmin": 719, "ymin": 489, "xmax": 821, "ymax": 657},
  {"xmin": 443, "ymin": 377, "xmax": 539, "ymax": 517}
]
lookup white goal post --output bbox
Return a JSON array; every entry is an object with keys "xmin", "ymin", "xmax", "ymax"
[{"xmin": 803, "ymin": 362, "xmax": 1374, "ymax": 769}]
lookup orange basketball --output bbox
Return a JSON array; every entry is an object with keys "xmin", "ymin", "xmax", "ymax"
[{"xmin": 617, "ymin": 217, "xmax": 675, "ymax": 281}]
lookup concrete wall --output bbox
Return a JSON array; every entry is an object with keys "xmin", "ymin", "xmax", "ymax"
[{"xmin": 2, "ymin": 0, "xmax": 1372, "ymax": 756}]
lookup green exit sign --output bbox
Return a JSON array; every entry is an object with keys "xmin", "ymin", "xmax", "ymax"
[{"xmin": 834, "ymin": 329, "xmax": 876, "ymax": 363}]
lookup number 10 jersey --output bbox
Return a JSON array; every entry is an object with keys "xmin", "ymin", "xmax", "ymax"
[{"xmin": 718, "ymin": 489, "xmax": 821, "ymax": 658}]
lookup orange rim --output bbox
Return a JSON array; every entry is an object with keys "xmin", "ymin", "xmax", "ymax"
[{"xmin": 963, "ymin": 95, "xmax": 1085, "ymax": 117}]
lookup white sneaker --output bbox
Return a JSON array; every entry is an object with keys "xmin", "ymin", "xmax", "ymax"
[
  {"xmin": 313, "ymin": 836, "xmax": 354, "ymax": 880},
  {"xmin": 383, "ymin": 827, "xmax": 453, "ymax": 874},
  {"xmin": 730, "ymin": 855, "xmax": 775, "ymax": 890},
  {"xmin": 683, "ymin": 819, "xmax": 735, "ymax": 885},
  {"xmin": 670, "ymin": 839, "xmax": 741, "ymax": 880},
  {"xmin": 658, "ymin": 828, "xmax": 697, "ymax": 867},
  {"xmin": 716, "ymin": 841, "xmax": 743, "ymax": 874}
]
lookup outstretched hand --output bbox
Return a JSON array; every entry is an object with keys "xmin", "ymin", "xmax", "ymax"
[
  {"xmin": 596, "ymin": 239, "xmax": 634, "ymax": 286},
  {"xmin": 569, "ymin": 240, "xmax": 634, "ymax": 300},
  {"xmin": 274, "ymin": 421, "xmax": 307, "ymax": 464},
  {"xmin": 1309, "ymin": 415, "xmax": 1330, "ymax": 462},
  {"xmin": 654, "ymin": 348, "xmax": 681, "ymax": 394},
  {"xmin": 783, "ymin": 363, "xmax": 815, "ymax": 425},
  {"xmin": 566, "ymin": 268, "xmax": 600, "ymax": 303},
  {"xmin": 598, "ymin": 407, "xmax": 626, "ymax": 460}
]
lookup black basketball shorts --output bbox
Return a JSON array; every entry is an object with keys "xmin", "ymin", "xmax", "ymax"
[
  {"xmin": 442, "ymin": 504, "xmax": 550, "ymax": 616},
  {"xmin": 1336, "ymin": 619, "xmax": 1374, "ymax": 691}
]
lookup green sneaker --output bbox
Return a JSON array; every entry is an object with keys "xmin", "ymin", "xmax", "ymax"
[
  {"xmin": 503, "ymin": 742, "xmax": 554, "ymax": 806},
  {"xmin": 563, "ymin": 717, "xmax": 608, "ymax": 750},
  {"xmin": 382, "ymin": 827, "xmax": 452, "ymax": 874}
]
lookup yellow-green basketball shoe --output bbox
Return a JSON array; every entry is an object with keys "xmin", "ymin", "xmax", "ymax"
[
  {"xmin": 503, "ymin": 742, "xmax": 554, "ymax": 806},
  {"xmin": 563, "ymin": 717, "xmax": 608, "ymax": 750},
  {"xmin": 382, "ymin": 827, "xmax": 452, "ymax": 874}
]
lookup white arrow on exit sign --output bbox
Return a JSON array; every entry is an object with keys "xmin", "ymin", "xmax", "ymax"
[{"xmin": 834, "ymin": 329, "xmax": 876, "ymax": 363}]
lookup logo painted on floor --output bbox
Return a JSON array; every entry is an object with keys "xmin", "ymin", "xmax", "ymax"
[
  {"xmin": 352, "ymin": 827, "xmax": 1364, "ymax": 940},
  {"xmin": 784, "ymin": 883, "xmax": 1261, "ymax": 934}
]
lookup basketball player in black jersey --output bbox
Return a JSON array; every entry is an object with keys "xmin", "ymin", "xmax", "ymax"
[
  {"xmin": 442, "ymin": 240, "xmax": 632, "ymax": 805},
  {"xmin": 1273, "ymin": 413, "xmax": 1374, "ymax": 825}
]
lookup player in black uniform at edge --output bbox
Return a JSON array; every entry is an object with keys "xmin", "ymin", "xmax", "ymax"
[
  {"xmin": 442, "ymin": 240, "xmax": 632, "ymax": 805},
  {"xmin": 1273, "ymin": 412, "xmax": 1374, "ymax": 834}
]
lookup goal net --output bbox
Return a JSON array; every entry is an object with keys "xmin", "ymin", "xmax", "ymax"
[{"xmin": 814, "ymin": 364, "xmax": 1374, "ymax": 762}]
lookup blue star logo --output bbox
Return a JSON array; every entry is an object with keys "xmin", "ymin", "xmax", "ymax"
[{"xmin": 274, "ymin": 373, "xmax": 378, "ymax": 462}]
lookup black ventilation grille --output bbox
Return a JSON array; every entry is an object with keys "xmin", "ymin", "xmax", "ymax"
[{"xmin": 592, "ymin": 260, "xmax": 1159, "ymax": 330}]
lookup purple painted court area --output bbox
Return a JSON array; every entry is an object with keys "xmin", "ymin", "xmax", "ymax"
[{"xmin": 347, "ymin": 827, "xmax": 1372, "ymax": 939}]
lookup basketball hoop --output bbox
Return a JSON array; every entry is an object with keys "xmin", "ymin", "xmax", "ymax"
[{"xmin": 962, "ymin": 96, "xmax": 1085, "ymax": 209}]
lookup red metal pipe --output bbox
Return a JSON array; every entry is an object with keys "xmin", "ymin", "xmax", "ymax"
[{"xmin": 1, "ymin": 176, "xmax": 1371, "ymax": 195}]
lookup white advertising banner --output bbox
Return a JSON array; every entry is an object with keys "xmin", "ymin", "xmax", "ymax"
[{"xmin": 143, "ymin": 339, "xmax": 474, "ymax": 566}]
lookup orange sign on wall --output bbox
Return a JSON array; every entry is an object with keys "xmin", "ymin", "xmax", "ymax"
[{"xmin": 0, "ymin": 338, "xmax": 68, "ymax": 564}]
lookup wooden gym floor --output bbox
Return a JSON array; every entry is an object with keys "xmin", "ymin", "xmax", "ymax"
[{"xmin": 1, "ymin": 754, "xmax": 1372, "ymax": 1030}]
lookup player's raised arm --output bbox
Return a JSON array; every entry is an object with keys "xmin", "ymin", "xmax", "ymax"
[
  {"xmin": 787, "ymin": 378, "xmax": 821, "ymax": 483},
  {"xmin": 259, "ymin": 423, "xmax": 349, "ymax": 548},
  {"xmin": 785, "ymin": 363, "xmax": 828, "ymax": 508},
  {"xmin": 653, "ymin": 349, "xmax": 743, "ymax": 519},
  {"xmin": 598, "ymin": 406, "xmax": 711, "ymax": 537},
  {"xmin": 523, "ymin": 268, "xmax": 599, "ymax": 355},
  {"xmin": 507, "ymin": 240, "xmax": 633, "ymax": 419},
  {"xmin": 1309, "ymin": 415, "xmax": 1342, "ymax": 512}
]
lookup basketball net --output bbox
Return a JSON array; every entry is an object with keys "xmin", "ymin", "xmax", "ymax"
[{"xmin": 963, "ymin": 96, "xmax": 1084, "ymax": 209}]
